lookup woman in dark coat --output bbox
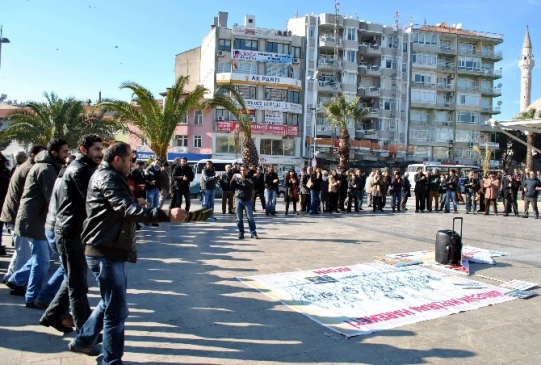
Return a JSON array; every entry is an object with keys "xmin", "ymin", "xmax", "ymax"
[{"xmin": 284, "ymin": 169, "xmax": 299, "ymax": 215}]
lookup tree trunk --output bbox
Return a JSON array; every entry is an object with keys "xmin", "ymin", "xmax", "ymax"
[
  {"xmin": 526, "ymin": 132, "xmax": 535, "ymax": 171},
  {"xmin": 337, "ymin": 123, "xmax": 350, "ymax": 170}
]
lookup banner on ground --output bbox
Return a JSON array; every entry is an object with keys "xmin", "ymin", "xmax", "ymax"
[{"xmin": 238, "ymin": 263, "xmax": 515, "ymax": 337}]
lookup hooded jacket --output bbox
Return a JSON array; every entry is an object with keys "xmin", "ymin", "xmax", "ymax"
[{"xmin": 14, "ymin": 151, "xmax": 61, "ymax": 240}]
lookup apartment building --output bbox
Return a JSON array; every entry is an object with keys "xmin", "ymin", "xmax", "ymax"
[
  {"xmin": 288, "ymin": 13, "xmax": 410, "ymax": 165},
  {"xmin": 175, "ymin": 12, "xmax": 304, "ymax": 171},
  {"xmin": 406, "ymin": 23, "xmax": 503, "ymax": 165}
]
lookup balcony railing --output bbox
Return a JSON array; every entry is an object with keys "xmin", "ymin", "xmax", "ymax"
[
  {"xmin": 439, "ymin": 45, "xmax": 456, "ymax": 53},
  {"xmin": 436, "ymin": 101, "xmax": 455, "ymax": 108},
  {"xmin": 437, "ymin": 83, "xmax": 453, "ymax": 90},
  {"xmin": 437, "ymin": 62, "xmax": 455, "ymax": 70},
  {"xmin": 320, "ymin": 35, "xmax": 342, "ymax": 44},
  {"xmin": 318, "ymin": 58, "xmax": 342, "ymax": 68},
  {"xmin": 480, "ymin": 87, "xmax": 502, "ymax": 95},
  {"xmin": 413, "ymin": 81, "xmax": 435, "ymax": 88},
  {"xmin": 482, "ymin": 50, "xmax": 503, "ymax": 59},
  {"xmin": 457, "ymin": 85, "xmax": 479, "ymax": 92}
]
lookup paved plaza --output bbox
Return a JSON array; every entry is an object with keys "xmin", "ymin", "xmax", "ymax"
[{"xmin": 0, "ymin": 199, "xmax": 540, "ymax": 364}]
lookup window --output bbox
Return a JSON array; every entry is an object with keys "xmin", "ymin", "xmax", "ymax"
[
  {"xmin": 217, "ymin": 62, "xmax": 231, "ymax": 73},
  {"xmin": 456, "ymin": 129, "xmax": 480, "ymax": 143},
  {"xmin": 380, "ymin": 98, "xmax": 398, "ymax": 111},
  {"xmin": 346, "ymin": 28, "xmax": 357, "ymax": 41},
  {"xmin": 457, "ymin": 78, "xmax": 477, "ymax": 91},
  {"xmin": 173, "ymin": 135, "xmax": 188, "ymax": 147},
  {"xmin": 266, "ymin": 42, "xmax": 290, "ymax": 55},
  {"xmin": 286, "ymin": 113, "xmax": 300, "ymax": 126},
  {"xmin": 411, "ymin": 111, "xmax": 430, "ymax": 124},
  {"xmin": 309, "ymin": 26, "xmax": 315, "ymax": 38},
  {"xmin": 216, "ymin": 136, "xmax": 235, "ymax": 153},
  {"xmin": 413, "ymin": 73, "xmax": 434, "ymax": 86},
  {"xmin": 436, "ymin": 111, "xmax": 451, "ymax": 123},
  {"xmin": 458, "ymin": 56, "xmax": 481, "ymax": 71},
  {"xmin": 456, "ymin": 111, "xmax": 479, "ymax": 125},
  {"xmin": 260, "ymin": 139, "xmax": 296, "ymax": 156},
  {"xmin": 233, "ymin": 39, "xmax": 258, "ymax": 51},
  {"xmin": 411, "ymin": 90, "xmax": 436, "ymax": 104},
  {"xmin": 233, "ymin": 61, "xmax": 257, "ymax": 74},
  {"xmin": 440, "ymin": 40, "xmax": 452, "ymax": 52},
  {"xmin": 236, "ymin": 85, "xmax": 256, "ymax": 99},
  {"xmin": 265, "ymin": 88, "xmax": 287, "ymax": 101},
  {"xmin": 291, "ymin": 46, "xmax": 301, "ymax": 58},
  {"xmin": 194, "ymin": 110, "xmax": 203, "ymax": 125},
  {"xmin": 218, "ymin": 39, "xmax": 231, "ymax": 52},
  {"xmin": 386, "ymin": 35, "xmax": 400, "ymax": 48},
  {"xmin": 412, "ymin": 52, "xmax": 437, "ymax": 66},
  {"xmin": 482, "ymin": 45, "xmax": 494, "ymax": 57},
  {"xmin": 216, "ymin": 109, "xmax": 229, "ymax": 121},
  {"xmin": 342, "ymin": 72, "xmax": 357, "ymax": 85},
  {"xmin": 412, "ymin": 32, "xmax": 437, "ymax": 45},
  {"xmin": 382, "ymin": 56, "xmax": 398, "ymax": 69},
  {"xmin": 457, "ymin": 94, "xmax": 480, "ymax": 107},
  {"xmin": 458, "ymin": 42, "xmax": 476, "ymax": 55},
  {"xmin": 344, "ymin": 49, "xmax": 356, "ymax": 63},
  {"xmin": 178, "ymin": 114, "xmax": 188, "ymax": 125},
  {"xmin": 288, "ymin": 90, "xmax": 300, "ymax": 103},
  {"xmin": 193, "ymin": 135, "xmax": 202, "ymax": 148},
  {"xmin": 265, "ymin": 63, "xmax": 288, "ymax": 77}
]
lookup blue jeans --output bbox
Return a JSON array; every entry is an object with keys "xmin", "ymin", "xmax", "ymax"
[
  {"xmin": 310, "ymin": 189, "xmax": 320, "ymax": 214},
  {"xmin": 465, "ymin": 190, "xmax": 477, "ymax": 213},
  {"xmin": 36, "ymin": 230, "xmax": 65, "ymax": 303},
  {"xmin": 264, "ymin": 189, "xmax": 276, "ymax": 214},
  {"xmin": 9, "ymin": 237, "xmax": 50, "ymax": 303},
  {"xmin": 235, "ymin": 199, "xmax": 256, "ymax": 235},
  {"xmin": 201, "ymin": 189, "xmax": 216, "ymax": 213},
  {"xmin": 76, "ymin": 257, "xmax": 129, "ymax": 365},
  {"xmin": 392, "ymin": 191, "xmax": 402, "ymax": 209},
  {"xmin": 146, "ymin": 188, "xmax": 160, "ymax": 209},
  {"xmin": 3, "ymin": 233, "xmax": 31, "ymax": 282},
  {"xmin": 446, "ymin": 190, "xmax": 458, "ymax": 212}
]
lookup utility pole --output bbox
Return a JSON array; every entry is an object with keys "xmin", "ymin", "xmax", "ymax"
[{"xmin": 0, "ymin": 26, "xmax": 11, "ymax": 70}]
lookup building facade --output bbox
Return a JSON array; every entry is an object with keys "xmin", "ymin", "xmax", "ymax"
[
  {"xmin": 288, "ymin": 13, "xmax": 410, "ymax": 165},
  {"xmin": 406, "ymin": 23, "xmax": 503, "ymax": 165},
  {"xmin": 175, "ymin": 12, "xmax": 304, "ymax": 172}
]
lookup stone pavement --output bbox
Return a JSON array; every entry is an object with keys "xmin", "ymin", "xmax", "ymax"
[{"xmin": 0, "ymin": 199, "xmax": 540, "ymax": 364}]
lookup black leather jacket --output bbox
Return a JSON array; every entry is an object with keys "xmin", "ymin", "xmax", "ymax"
[
  {"xmin": 83, "ymin": 162, "xmax": 169, "ymax": 263},
  {"xmin": 54, "ymin": 154, "xmax": 99, "ymax": 238}
]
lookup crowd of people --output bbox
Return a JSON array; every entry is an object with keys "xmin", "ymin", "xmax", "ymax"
[{"xmin": 1, "ymin": 137, "xmax": 186, "ymax": 364}]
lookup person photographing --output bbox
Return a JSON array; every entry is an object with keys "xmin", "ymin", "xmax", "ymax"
[{"xmin": 231, "ymin": 166, "xmax": 258, "ymax": 239}]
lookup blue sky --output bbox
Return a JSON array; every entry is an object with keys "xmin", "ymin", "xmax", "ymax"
[{"xmin": 0, "ymin": 0, "xmax": 539, "ymax": 121}]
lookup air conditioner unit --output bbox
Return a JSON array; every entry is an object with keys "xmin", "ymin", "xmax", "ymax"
[
  {"xmin": 217, "ymin": 50, "xmax": 225, "ymax": 57},
  {"xmin": 217, "ymin": 116, "xmax": 224, "ymax": 121},
  {"xmin": 293, "ymin": 57, "xmax": 300, "ymax": 64}
]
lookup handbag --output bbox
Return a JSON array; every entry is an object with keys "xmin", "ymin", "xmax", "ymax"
[{"xmin": 306, "ymin": 178, "xmax": 313, "ymax": 189}]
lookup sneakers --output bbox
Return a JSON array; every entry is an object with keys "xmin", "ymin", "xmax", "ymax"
[
  {"xmin": 68, "ymin": 340, "xmax": 101, "ymax": 356},
  {"xmin": 251, "ymin": 233, "xmax": 259, "ymax": 239}
]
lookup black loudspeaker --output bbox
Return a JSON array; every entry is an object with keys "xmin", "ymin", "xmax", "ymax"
[{"xmin": 435, "ymin": 217, "xmax": 463, "ymax": 265}]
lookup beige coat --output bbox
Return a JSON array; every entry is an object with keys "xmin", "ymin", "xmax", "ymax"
[
  {"xmin": 328, "ymin": 175, "xmax": 339, "ymax": 193},
  {"xmin": 483, "ymin": 177, "xmax": 500, "ymax": 200},
  {"xmin": 371, "ymin": 175, "xmax": 383, "ymax": 197}
]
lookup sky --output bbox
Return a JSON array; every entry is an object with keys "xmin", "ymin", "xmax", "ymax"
[{"xmin": 0, "ymin": 0, "xmax": 540, "ymax": 121}]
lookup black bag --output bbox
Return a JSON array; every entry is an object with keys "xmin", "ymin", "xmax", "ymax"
[{"xmin": 435, "ymin": 217, "xmax": 463, "ymax": 265}]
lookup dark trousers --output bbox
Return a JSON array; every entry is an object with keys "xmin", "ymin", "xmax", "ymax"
[
  {"xmin": 347, "ymin": 192, "xmax": 359, "ymax": 212},
  {"xmin": 524, "ymin": 196, "xmax": 539, "ymax": 217},
  {"xmin": 504, "ymin": 192, "xmax": 518, "ymax": 215},
  {"xmin": 300, "ymin": 193, "xmax": 310, "ymax": 212},
  {"xmin": 415, "ymin": 191, "xmax": 425, "ymax": 211},
  {"xmin": 400, "ymin": 194, "xmax": 409, "ymax": 209},
  {"xmin": 372, "ymin": 196, "xmax": 383, "ymax": 211},
  {"xmin": 329, "ymin": 192, "xmax": 339, "ymax": 212},
  {"xmin": 285, "ymin": 201, "xmax": 297, "ymax": 213},
  {"xmin": 484, "ymin": 198, "xmax": 498, "ymax": 215},
  {"xmin": 43, "ymin": 235, "xmax": 91, "ymax": 331},
  {"xmin": 252, "ymin": 188, "xmax": 266, "ymax": 210},
  {"xmin": 339, "ymin": 190, "xmax": 347, "ymax": 210},
  {"xmin": 222, "ymin": 190, "xmax": 234, "ymax": 213},
  {"xmin": 173, "ymin": 188, "xmax": 190, "ymax": 211}
]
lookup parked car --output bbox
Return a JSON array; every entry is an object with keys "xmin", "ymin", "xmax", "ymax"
[{"xmin": 189, "ymin": 182, "xmax": 223, "ymax": 199}]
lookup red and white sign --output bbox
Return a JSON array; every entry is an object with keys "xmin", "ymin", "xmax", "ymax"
[{"xmin": 216, "ymin": 121, "xmax": 299, "ymax": 136}]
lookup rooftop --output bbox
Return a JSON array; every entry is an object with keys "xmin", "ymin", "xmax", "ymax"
[{"xmin": 411, "ymin": 23, "xmax": 503, "ymax": 40}]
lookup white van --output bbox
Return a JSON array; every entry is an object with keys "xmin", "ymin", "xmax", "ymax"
[{"xmin": 191, "ymin": 158, "xmax": 243, "ymax": 188}]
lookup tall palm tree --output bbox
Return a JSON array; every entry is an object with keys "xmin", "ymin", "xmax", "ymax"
[
  {"xmin": 100, "ymin": 76, "xmax": 206, "ymax": 162},
  {"xmin": 515, "ymin": 108, "xmax": 540, "ymax": 171},
  {"xmin": 324, "ymin": 95, "xmax": 369, "ymax": 170},
  {"xmin": 2, "ymin": 92, "xmax": 116, "ymax": 147},
  {"xmin": 201, "ymin": 85, "xmax": 259, "ymax": 167}
]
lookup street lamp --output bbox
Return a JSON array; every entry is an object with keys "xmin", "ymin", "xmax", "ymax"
[
  {"xmin": 0, "ymin": 26, "xmax": 11, "ymax": 70},
  {"xmin": 307, "ymin": 71, "xmax": 319, "ymax": 164}
]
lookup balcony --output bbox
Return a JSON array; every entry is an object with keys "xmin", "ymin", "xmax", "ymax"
[
  {"xmin": 318, "ymin": 80, "xmax": 341, "ymax": 92},
  {"xmin": 482, "ymin": 68, "xmax": 503, "ymax": 79},
  {"xmin": 480, "ymin": 87, "xmax": 502, "ymax": 96},
  {"xmin": 359, "ymin": 22, "xmax": 383, "ymax": 34},
  {"xmin": 359, "ymin": 43, "xmax": 381, "ymax": 55},
  {"xmin": 481, "ymin": 50, "xmax": 503, "ymax": 60},
  {"xmin": 320, "ymin": 35, "xmax": 342, "ymax": 49},
  {"xmin": 457, "ymin": 85, "xmax": 479, "ymax": 92},
  {"xmin": 413, "ymin": 81, "xmax": 436, "ymax": 89},
  {"xmin": 320, "ymin": 13, "xmax": 343, "ymax": 28},
  {"xmin": 438, "ymin": 45, "xmax": 456, "ymax": 54},
  {"xmin": 481, "ymin": 106, "xmax": 501, "ymax": 114},
  {"xmin": 436, "ymin": 83, "xmax": 453, "ymax": 90},
  {"xmin": 358, "ymin": 86, "xmax": 380, "ymax": 97},
  {"xmin": 437, "ymin": 62, "xmax": 455, "ymax": 71},
  {"xmin": 317, "ymin": 58, "xmax": 342, "ymax": 70},
  {"xmin": 479, "ymin": 141, "xmax": 500, "ymax": 149},
  {"xmin": 436, "ymin": 101, "xmax": 455, "ymax": 109},
  {"xmin": 411, "ymin": 100, "xmax": 436, "ymax": 108},
  {"xmin": 358, "ymin": 64, "xmax": 380, "ymax": 76}
]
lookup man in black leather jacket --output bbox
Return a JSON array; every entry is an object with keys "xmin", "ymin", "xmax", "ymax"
[
  {"xmin": 231, "ymin": 166, "xmax": 257, "ymax": 239},
  {"xmin": 41, "ymin": 135, "xmax": 103, "ymax": 333},
  {"xmin": 68, "ymin": 142, "xmax": 186, "ymax": 360},
  {"xmin": 171, "ymin": 157, "xmax": 194, "ymax": 210}
]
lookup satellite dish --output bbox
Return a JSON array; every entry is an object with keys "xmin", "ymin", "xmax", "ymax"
[
  {"xmin": 497, "ymin": 83, "xmax": 502, "ymax": 88},
  {"xmin": 435, "ymin": 23, "xmax": 441, "ymax": 26},
  {"xmin": 497, "ymin": 101, "xmax": 502, "ymax": 106},
  {"xmin": 456, "ymin": 23, "xmax": 462, "ymax": 29}
]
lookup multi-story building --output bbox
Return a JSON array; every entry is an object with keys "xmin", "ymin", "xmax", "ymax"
[
  {"xmin": 288, "ymin": 13, "xmax": 410, "ymax": 165},
  {"xmin": 406, "ymin": 23, "xmax": 503, "ymax": 165},
  {"xmin": 175, "ymin": 12, "xmax": 305, "ymax": 173}
]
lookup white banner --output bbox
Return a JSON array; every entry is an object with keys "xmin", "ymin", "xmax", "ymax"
[
  {"xmin": 216, "ymin": 72, "xmax": 302, "ymax": 90},
  {"xmin": 238, "ymin": 263, "xmax": 515, "ymax": 337},
  {"xmin": 245, "ymin": 99, "xmax": 302, "ymax": 114},
  {"xmin": 232, "ymin": 49, "xmax": 292, "ymax": 64},
  {"xmin": 264, "ymin": 110, "xmax": 283, "ymax": 124}
]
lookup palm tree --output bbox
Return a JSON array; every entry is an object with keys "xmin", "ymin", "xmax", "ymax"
[
  {"xmin": 2, "ymin": 92, "xmax": 116, "ymax": 147},
  {"xmin": 100, "ymin": 76, "xmax": 206, "ymax": 161},
  {"xmin": 324, "ymin": 95, "xmax": 369, "ymax": 169},
  {"xmin": 515, "ymin": 108, "xmax": 540, "ymax": 171},
  {"xmin": 201, "ymin": 85, "xmax": 259, "ymax": 167}
]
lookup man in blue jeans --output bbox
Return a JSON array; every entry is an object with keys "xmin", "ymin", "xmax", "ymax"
[
  {"xmin": 445, "ymin": 169, "xmax": 459, "ymax": 213},
  {"xmin": 263, "ymin": 165, "xmax": 279, "ymax": 215},
  {"xmin": 231, "ymin": 166, "xmax": 258, "ymax": 239},
  {"xmin": 309, "ymin": 168, "xmax": 323, "ymax": 214},
  {"xmin": 69, "ymin": 142, "xmax": 187, "ymax": 361},
  {"xmin": 200, "ymin": 160, "xmax": 219, "ymax": 220}
]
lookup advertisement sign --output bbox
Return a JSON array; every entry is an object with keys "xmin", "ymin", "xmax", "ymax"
[
  {"xmin": 216, "ymin": 121, "xmax": 299, "ymax": 136},
  {"xmin": 245, "ymin": 99, "xmax": 302, "ymax": 114},
  {"xmin": 216, "ymin": 73, "xmax": 302, "ymax": 90},
  {"xmin": 264, "ymin": 110, "xmax": 283, "ymax": 124},
  {"xmin": 232, "ymin": 49, "xmax": 292, "ymax": 64}
]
